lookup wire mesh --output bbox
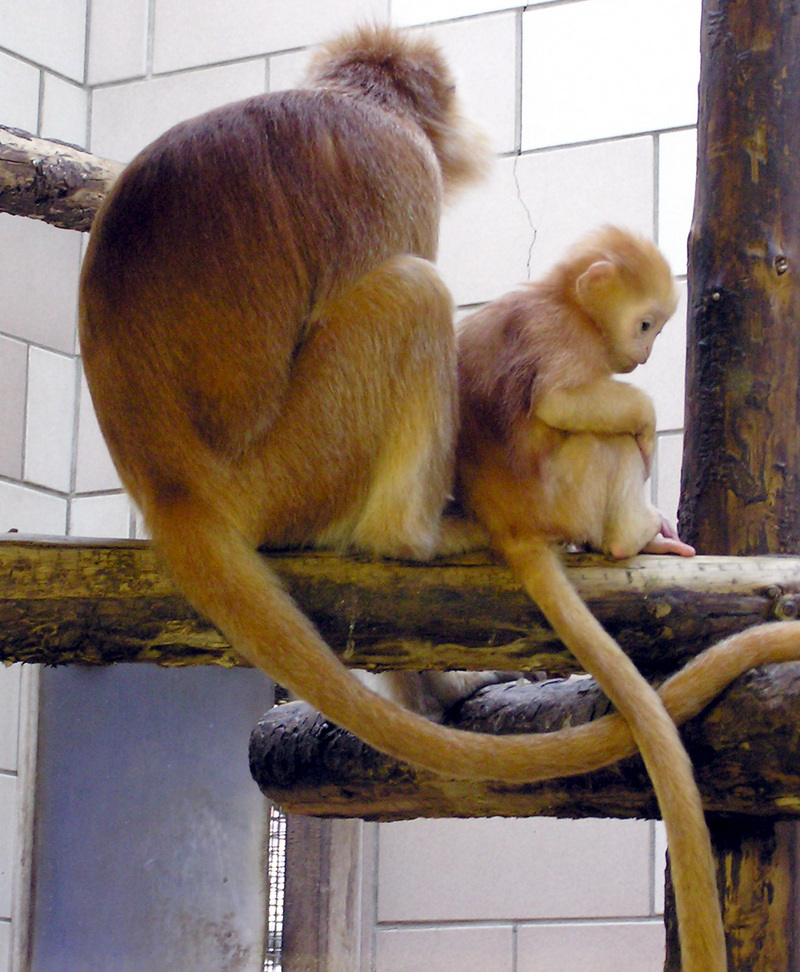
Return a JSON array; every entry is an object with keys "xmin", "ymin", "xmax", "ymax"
[{"xmin": 264, "ymin": 804, "xmax": 287, "ymax": 972}]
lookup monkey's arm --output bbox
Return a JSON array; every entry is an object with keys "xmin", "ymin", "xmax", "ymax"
[{"xmin": 534, "ymin": 377, "xmax": 655, "ymax": 438}]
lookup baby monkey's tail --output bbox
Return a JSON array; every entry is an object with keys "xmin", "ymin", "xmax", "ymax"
[{"xmin": 501, "ymin": 538, "xmax": 726, "ymax": 972}]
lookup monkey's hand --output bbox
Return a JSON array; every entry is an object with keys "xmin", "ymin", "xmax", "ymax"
[{"xmin": 642, "ymin": 512, "xmax": 696, "ymax": 557}]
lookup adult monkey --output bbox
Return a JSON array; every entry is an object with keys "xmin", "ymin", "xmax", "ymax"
[{"xmin": 81, "ymin": 24, "xmax": 522, "ymax": 775}]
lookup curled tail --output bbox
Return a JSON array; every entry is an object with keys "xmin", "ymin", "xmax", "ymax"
[{"xmin": 150, "ymin": 504, "xmax": 595, "ymax": 779}]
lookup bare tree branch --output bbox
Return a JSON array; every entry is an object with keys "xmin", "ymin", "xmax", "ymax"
[{"xmin": 0, "ymin": 125, "xmax": 123, "ymax": 231}]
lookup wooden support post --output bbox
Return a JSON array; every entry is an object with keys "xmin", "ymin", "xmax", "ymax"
[
  {"xmin": 679, "ymin": 0, "xmax": 800, "ymax": 967},
  {"xmin": 282, "ymin": 816, "xmax": 364, "ymax": 972}
]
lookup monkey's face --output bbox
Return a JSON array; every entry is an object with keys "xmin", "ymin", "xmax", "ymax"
[
  {"xmin": 609, "ymin": 298, "xmax": 674, "ymax": 373},
  {"xmin": 575, "ymin": 256, "xmax": 677, "ymax": 374}
]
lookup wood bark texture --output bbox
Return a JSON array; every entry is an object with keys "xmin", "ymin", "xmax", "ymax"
[
  {"xmin": 0, "ymin": 125, "xmax": 122, "ymax": 231},
  {"xmin": 681, "ymin": 2, "xmax": 800, "ymax": 556},
  {"xmin": 2, "ymin": 535, "xmax": 799, "ymax": 673},
  {"xmin": 675, "ymin": 2, "xmax": 800, "ymax": 968}
]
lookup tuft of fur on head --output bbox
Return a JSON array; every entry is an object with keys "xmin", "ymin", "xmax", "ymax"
[
  {"xmin": 563, "ymin": 226, "xmax": 673, "ymax": 289},
  {"xmin": 305, "ymin": 23, "xmax": 491, "ymax": 195},
  {"xmin": 548, "ymin": 225, "xmax": 677, "ymax": 312}
]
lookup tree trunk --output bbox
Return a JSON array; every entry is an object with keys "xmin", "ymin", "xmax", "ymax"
[
  {"xmin": 681, "ymin": 1, "xmax": 800, "ymax": 554},
  {"xmin": 678, "ymin": 1, "xmax": 800, "ymax": 968}
]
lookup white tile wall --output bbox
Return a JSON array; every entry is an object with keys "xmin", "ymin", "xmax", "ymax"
[
  {"xmin": 377, "ymin": 817, "xmax": 653, "ymax": 922},
  {"xmin": 0, "ymin": 336, "xmax": 26, "ymax": 479},
  {"xmin": 439, "ymin": 136, "xmax": 655, "ymax": 307},
  {"xmin": 0, "ymin": 0, "xmax": 87, "ymax": 82},
  {"xmin": 87, "ymin": 0, "xmax": 149, "ymax": 85},
  {"xmin": 90, "ymin": 61, "xmax": 269, "ymax": 161},
  {"xmin": 0, "ymin": 774, "xmax": 16, "ymax": 918},
  {"xmin": 268, "ymin": 49, "xmax": 310, "ymax": 92},
  {"xmin": 0, "ymin": 54, "xmax": 40, "ymax": 133},
  {"xmin": 659, "ymin": 128, "xmax": 699, "ymax": 275},
  {"xmin": 422, "ymin": 13, "xmax": 518, "ymax": 156},
  {"xmin": 75, "ymin": 373, "xmax": 121, "ymax": 493},
  {"xmin": 24, "ymin": 348, "xmax": 77, "ymax": 493},
  {"xmin": 629, "ymin": 283, "xmax": 688, "ymax": 433},
  {"xmin": 521, "ymin": 0, "xmax": 700, "ymax": 151},
  {"xmin": 0, "ymin": 668, "xmax": 21, "ymax": 774},
  {"xmin": 513, "ymin": 136, "xmax": 656, "ymax": 280},
  {"xmin": 152, "ymin": 0, "xmax": 389, "ymax": 74},
  {"xmin": 40, "ymin": 75, "xmax": 89, "ymax": 146},
  {"xmin": 69, "ymin": 493, "xmax": 131, "ymax": 539},
  {"xmin": 375, "ymin": 925, "xmax": 513, "ymax": 972},
  {"xmin": 0, "ymin": 481, "xmax": 68, "ymax": 536},
  {"xmin": 0, "ymin": 215, "xmax": 82, "ymax": 355},
  {"xmin": 655, "ymin": 432, "xmax": 686, "ymax": 527},
  {"xmin": 517, "ymin": 920, "xmax": 666, "ymax": 972},
  {"xmin": 654, "ymin": 822, "xmax": 668, "ymax": 914},
  {"xmin": 438, "ymin": 155, "xmax": 535, "ymax": 306},
  {"xmin": 393, "ymin": 0, "xmax": 541, "ymax": 27}
]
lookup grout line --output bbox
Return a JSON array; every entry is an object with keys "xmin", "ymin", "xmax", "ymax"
[
  {"xmin": 653, "ymin": 132, "xmax": 661, "ymax": 243},
  {"xmin": 83, "ymin": 0, "xmax": 92, "ymax": 85}
]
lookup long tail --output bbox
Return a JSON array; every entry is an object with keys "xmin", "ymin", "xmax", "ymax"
[
  {"xmin": 152, "ymin": 509, "xmax": 601, "ymax": 779},
  {"xmin": 501, "ymin": 539, "xmax": 726, "ymax": 972}
]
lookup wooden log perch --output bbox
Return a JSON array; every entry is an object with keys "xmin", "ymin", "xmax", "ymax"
[
  {"xmin": 249, "ymin": 662, "xmax": 800, "ymax": 821},
  {"xmin": 2, "ymin": 535, "xmax": 800, "ymax": 673},
  {"xmin": 0, "ymin": 125, "xmax": 123, "ymax": 231}
]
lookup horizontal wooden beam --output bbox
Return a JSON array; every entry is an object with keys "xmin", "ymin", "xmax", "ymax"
[
  {"xmin": 0, "ymin": 126, "xmax": 122, "ymax": 231},
  {"xmin": 2, "ymin": 536, "xmax": 800, "ymax": 673},
  {"xmin": 249, "ymin": 663, "xmax": 800, "ymax": 820}
]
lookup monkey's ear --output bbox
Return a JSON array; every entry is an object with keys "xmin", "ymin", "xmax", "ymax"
[{"xmin": 575, "ymin": 260, "xmax": 617, "ymax": 307}]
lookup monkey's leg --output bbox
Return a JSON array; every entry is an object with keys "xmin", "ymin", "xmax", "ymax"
[
  {"xmin": 251, "ymin": 253, "xmax": 457, "ymax": 559},
  {"xmin": 598, "ymin": 437, "xmax": 695, "ymax": 558},
  {"xmin": 599, "ymin": 436, "xmax": 664, "ymax": 558}
]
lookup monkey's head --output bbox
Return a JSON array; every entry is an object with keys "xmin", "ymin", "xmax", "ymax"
[
  {"xmin": 572, "ymin": 227, "xmax": 678, "ymax": 374},
  {"xmin": 305, "ymin": 24, "xmax": 490, "ymax": 193}
]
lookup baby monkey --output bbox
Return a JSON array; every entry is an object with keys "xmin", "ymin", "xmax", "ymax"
[
  {"xmin": 452, "ymin": 226, "xmax": 723, "ymax": 972},
  {"xmin": 455, "ymin": 225, "xmax": 693, "ymax": 561}
]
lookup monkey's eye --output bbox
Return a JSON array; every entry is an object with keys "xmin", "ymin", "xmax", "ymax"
[{"xmin": 640, "ymin": 319, "xmax": 653, "ymax": 333}]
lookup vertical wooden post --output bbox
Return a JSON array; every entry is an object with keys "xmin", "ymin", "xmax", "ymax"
[
  {"xmin": 282, "ymin": 816, "xmax": 364, "ymax": 972},
  {"xmin": 676, "ymin": 0, "xmax": 800, "ymax": 967},
  {"xmin": 681, "ymin": 0, "xmax": 800, "ymax": 552}
]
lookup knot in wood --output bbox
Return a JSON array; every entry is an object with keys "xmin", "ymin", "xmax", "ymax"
[
  {"xmin": 774, "ymin": 594, "xmax": 800, "ymax": 621},
  {"xmin": 650, "ymin": 598, "xmax": 673, "ymax": 619},
  {"xmin": 775, "ymin": 254, "xmax": 790, "ymax": 275}
]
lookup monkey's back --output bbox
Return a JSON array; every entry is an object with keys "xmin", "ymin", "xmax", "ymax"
[
  {"xmin": 78, "ymin": 88, "xmax": 445, "ymax": 507},
  {"xmin": 82, "ymin": 88, "xmax": 443, "ymax": 340}
]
